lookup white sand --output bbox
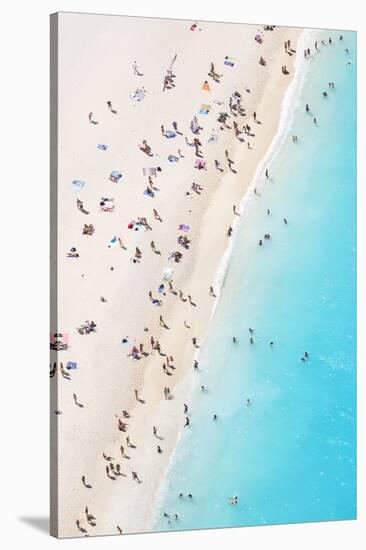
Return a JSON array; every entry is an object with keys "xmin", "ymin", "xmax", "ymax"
[{"xmin": 51, "ymin": 12, "xmax": 302, "ymax": 537}]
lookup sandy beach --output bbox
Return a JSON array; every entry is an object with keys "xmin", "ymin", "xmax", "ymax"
[{"xmin": 51, "ymin": 13, "xmax": 302, "ymax": 537}]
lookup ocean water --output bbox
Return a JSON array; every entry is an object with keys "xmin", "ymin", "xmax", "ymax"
[{"xmin": 154, "ymin": 29, "xmax": 356, "ymax": 532}]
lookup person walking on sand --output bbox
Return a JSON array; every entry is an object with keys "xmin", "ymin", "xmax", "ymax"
[
  {"xmin": 227, "ymin": 226, "xmax": 233, "ymax": 237},
  {"xmin": 132, "ymin": 471, "xmax": 142, "ymax": 483},
  {"xmin": 150, "ymin": 241, "xmax": 161, "ymax": 255},
  {"xmin": 159, "ymin": 315, "xmax": 169, "ymax": 329},
  {"xmin": 265, "ymin": 168, "xmax": 269, "ymax": 178},
  {"xmin": 153, "ymin": 208, "xmax": 162, "ymax": 222},
  {"xmin": 184, "ymin": 416, "xmax": 190, "ymax": 427},
  {"xmin": 194, "ymin": 360, "xmax": 199, "ymax": 370},
  {"xmin": 214, "ymin": 159, "xmax": 224, "ymax": 172},
  {"xmin": 233, "ymin": 205, "xmax": 240, "ymax": 216},
  {"xmin": 120, "ymin": 445, "xmax": 130, "ymax": 459},
  {"xmin": 209, "ymin": 286, "xmax": 216, "ymax": 297},
  {"xmin": 126, "ymin": 436, "xmax": 136, "ymax": 449},
  {"xmin": 132, "ymin": 61, "xmax": 143, "ymax": 76},
  {"xmin": 107, "ymin": 100, "xmax": 117, "ymax": 114},
  {"xmin": 88, "ymin": 112, "xmax": 98, "ymax": 125},
  {"xmin": 134, "ymin": 389, "xmax": 145, "ymax": 403},
  {"xmin": 172, "ymin": 121, "xmax": 183, "ymax": 135}
]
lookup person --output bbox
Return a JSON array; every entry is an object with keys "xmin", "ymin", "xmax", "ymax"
[
  {"xmin": 107, "ymin": 100, "xmax": 117, "ymax": 114},
  {"xmin": 132, "ymin": 61, "xmax": 143, "ymax": 76},
  {"xmin": 246, "ymin": 398, "xmax": 251, "ymax": 406},
  {"xmin": 159, "ymin": 315, "xmax": 169, "ymax": 329},
  {"xmin": 172, "ymin": 121, "xmax": 183, "ymax": 135},
  {"xmin": 132, "ymin": 471, "xmax": 141, "ymax": 483},
  {"xmin": 305, "ymin": 104, "xmax": 310, "ymax": 113},
  {"xmin": 153, "ymin": 208, "xmax": 162, "ymax": 222},
  {"xmin": 283, "ymin": 218, "xmax": 288, "ymax": 224},
  {"xmin": 232, "ymin": 336, "xmax": 237, "ymax": 343},
  {"xmin": 313, "ymin": 117, "xmax": 317, "ymax": 125},
  {"xmin": 209, "ymin": 286, "xmax": 216, "ymax": 297},
  {"xmin": 126, "ymin": 436, "xmax": 136, "ymax": 449},
  {"xmin": 213, "ymin": 414, "xmax": 217, "ymax": 420},
  {"xmin": 265, "ymin": 168, "xmax": 269, "ymax": 178},
  {"xmin": 214, "ymin": 159, "xmax": 224, "ymax": 172},
  {"xmin": 194, "ymin": 360, "xmax": 199, "ymax": 370},
  {"xmin": 233, "ymin": 205, "xmax": 240, "ymax": 216},
  {"xmin": 88, "ymin": 112, "xmax": 98, "ymax": 125},
  {"xmin": 184, "ymin": 416, "xmax": 190, "ymax": 427},
  {"xmin": 157, "ymin": 445, "xmax": 163, "ymax": 453}
]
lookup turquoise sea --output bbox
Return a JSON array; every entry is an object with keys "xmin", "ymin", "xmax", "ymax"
[{"xmin": 155, "ymin": 29, "xmax": 356, "ymax": 532}]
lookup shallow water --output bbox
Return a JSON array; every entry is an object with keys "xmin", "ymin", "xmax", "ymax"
[{"xmin": 155, "ymin": 29, "xmax": 356, "ymax": 532}]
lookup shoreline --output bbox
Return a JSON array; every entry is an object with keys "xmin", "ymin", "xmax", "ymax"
[
  {"xmin": 151, "ymin": 29, "xmax": 354, "ymax": 531},
  {"xmin": 150, "ymin": 28, "xmax": 313, "ymax": 531}
]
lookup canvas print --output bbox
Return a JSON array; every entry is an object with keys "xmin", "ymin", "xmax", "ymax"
[{"xmin": 50, "ymin": 12, "xmax": 356, "ymax": 538}]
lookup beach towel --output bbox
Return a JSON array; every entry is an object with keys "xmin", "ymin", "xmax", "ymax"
[
  {"xmin": 143, "ymin": 167, "xmax": 157, "ymax": 176},
  {"xmin": 66, "ymin": 361, "xmax": 77, "ymax": 370},
  {"xmin": 109, "ymin": 170, "xmax": 122, "ymax": 183},
  {"xmin": 224, "ymin": 56, "xmax": 235, "ymax": 67},
  {"xmin": 168, "ymin": 155, "xmax": 179, "ymax": 163},
  {"xmin": 194, "ymin": 158, "xmax": 207, "ymax": 170},
  {"xmin": 97, "ymin": 144, "xmax": 108, "ymax": 150},
  {"xmin": 202, "ymin": 81, "xmax": 210, "ymax": 91},
  {"xmin": 199, "ymin": 104, "xmax": 211, "ymax": 115},
  {"xmin": 71, "ymin": 180, "xmax": 85, "ymax": 190},
  {"xmin": 162, "ymin": 267, "xmax": 174, "ymax": 281},
  {"xmin": 108, "ymin": 236, "xmax": 118, "ymax": 247},
  {"xmin": 163, "ymin": 130, "xmax": 177, "ymax": 138},
  {"xmin": 208, "ymin": 133, "xmax": 219, "ymax": 144},
  {"xmin": 130, "ymin": 88, "xmax": 146, "ymax": 102},
  {"xmin": 178, "ymin": 224, "xmax": 190, "ymax": 232}
]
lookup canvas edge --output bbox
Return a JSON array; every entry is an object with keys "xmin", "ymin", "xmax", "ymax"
[{"xmin": 50, "ymin": 11, "xmax": 59, "ymax": 539}]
